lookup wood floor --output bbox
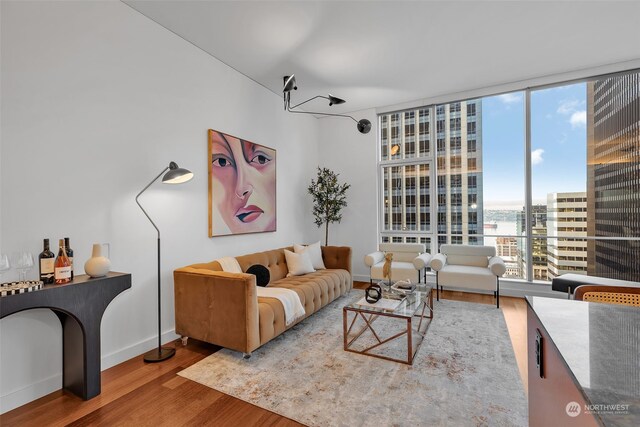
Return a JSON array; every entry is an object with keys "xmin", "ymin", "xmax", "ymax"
[{"xmin": 1, "ymin": 282, "xmax": 528, "ymax": 426}]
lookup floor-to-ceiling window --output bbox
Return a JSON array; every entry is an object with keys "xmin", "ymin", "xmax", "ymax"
[
  {"xmin": 378, "ymin": 69, "xmax": 640, "ymax": 283},
  {"xmin": 481, "ymin": 92, "xmax": 525, "ymax": 280},
  {"xmin": 380, "ymin": 109, "xmax": 433, "ymax": 249},
  {"xmin": 531, "ymin": 83, "xmax": 588, "ymax": 281}
]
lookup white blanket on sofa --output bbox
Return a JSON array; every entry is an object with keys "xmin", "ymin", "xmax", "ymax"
[
  {"xmin": 215, "ymin": 257, "xmax": 306, "ymax": 326},
  {"xmin": 217, "ymin": 257, "xmax": 242, "ymax": 273},
  {"xmin": 255, "ymin": 287, "xmax": 306, "ymax": 326}
]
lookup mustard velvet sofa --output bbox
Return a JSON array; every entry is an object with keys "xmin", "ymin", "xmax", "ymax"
[{"xmin": 173, "ymin": 246, "xmax": 352, "ymax": 357}]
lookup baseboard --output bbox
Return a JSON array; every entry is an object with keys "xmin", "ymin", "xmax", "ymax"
[
  {"xmin": 353, "ymin": 273, "xmax": 563, "ymax": 299},
  {"xmin": 101, "ymin": 329, "xmax": 180, "ymax": 370},
  {"xmin": 0, "ymin": 374, "xmax": 61, "ymax": 414},
  {"xmin": 0, "ymin": 329, "xmax": 179, "ymax": 414},
  {"xmin": 434, "ymin": 284, "xmax": 562, "ymax": 299},
  {"xmin": 353, "ymin": 274, "xmax": 370, "ymax": 283}
]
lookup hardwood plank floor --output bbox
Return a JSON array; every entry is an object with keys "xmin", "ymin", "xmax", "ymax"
[{"xmin": 1, "ymin": 282, "xmax": 528, "ymax": 426}]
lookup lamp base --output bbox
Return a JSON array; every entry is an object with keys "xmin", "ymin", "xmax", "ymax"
[{"xmin": 143, "ymin": 346, "xmax": 176, "ymax": 363}]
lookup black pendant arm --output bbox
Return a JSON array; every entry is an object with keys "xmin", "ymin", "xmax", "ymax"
[
  {"xmin": 288, "ymin": 95, "xmax": 331, "ymax": 110},
  {"xmin": 135, "ymin": 166, "xmax": 169, "ymax": 239},
  {"xmin": 286, "ymin": 106, "xmax": 359, "ymax": 123}
]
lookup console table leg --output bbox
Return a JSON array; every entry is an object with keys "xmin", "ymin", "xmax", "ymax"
[{"xmin": 56, "ymin": 311, "xmax": 101, "ymax": 400}]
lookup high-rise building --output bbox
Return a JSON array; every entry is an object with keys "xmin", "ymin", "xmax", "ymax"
[
  {"xmin": 497, "ymin": 236, "xmax": 518, "ymax": 257},
  {"xmin": 587, "ymin": 73, "xmax": 640, "ymax": 281},
  {"xmin": 516, "ymin": 205, "xmax": 548, "ymax": 280},
  {"xmin": 436, "ymin": 100, "xmax": 483, "ymax": 247},
  {"xmin": 380, "ymin": 109, "xmax": 433, "ymax": 249},
  {"xmin": 380, "ymin": 101, "xmax": 483, "ymax": 251},
  {"xmin": 531, "ymin": 226, "xmax": 549, "ymax": 280},
  {"xmin": 547, "ymin": 192, "xmax": 588, "ymax": 278},
  {"xmin": 517, "ymin": 204, "xmax": 547, "ymax": 231},
  {"xmin": 496, "ymin": 236, "xmax": 519, "ymax": 277}
]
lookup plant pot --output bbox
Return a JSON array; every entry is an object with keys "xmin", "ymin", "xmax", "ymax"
[{"xmin": 84, "ymin": 244, "xmax": 111, "ymax": 278}]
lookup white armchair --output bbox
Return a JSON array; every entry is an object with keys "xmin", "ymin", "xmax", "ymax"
[
  {"xmin": 364, "ymin": 243, "xmax": 431, "ymax": 284},
  {"xmin": 429, "ymin": 244, "xmax": 506, "ymax": 308}
]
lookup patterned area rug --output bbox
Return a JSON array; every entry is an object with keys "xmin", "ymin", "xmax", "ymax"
[{"xmin": 179, "ymin": 292, "xmax": 528, "ymax": 426}]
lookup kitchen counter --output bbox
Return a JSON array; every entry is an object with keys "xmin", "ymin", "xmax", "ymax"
[{"xmin": 526, "ymin": 296, "xmax": 640, "ymax": 426}]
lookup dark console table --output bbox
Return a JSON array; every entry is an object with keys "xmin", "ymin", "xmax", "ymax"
[{"xmin": 0, "ymin": 272, "xmax": 131, "ymax": 400}]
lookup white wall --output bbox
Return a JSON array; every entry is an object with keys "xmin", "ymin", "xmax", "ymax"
[
  {"xmin": 0, "ymin": 1, "xmax": 320, "ymax": 412},
  {"xmin": 317, "ymin": 110, "xmax": 378, "ymax": 282}
]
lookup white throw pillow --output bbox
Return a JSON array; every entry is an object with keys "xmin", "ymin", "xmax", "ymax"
[
  {"xmin": 294, "ymin": 241, "xmax": 326, "ymax": 270},
  {"xmin": 284, "ymin": 249, "xmax": 316, "ymax": 277}
]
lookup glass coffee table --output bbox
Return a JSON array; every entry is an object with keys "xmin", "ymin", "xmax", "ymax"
[{"xmin": 342, "ymin": 284, "xmax": 434, "ymax": 365}]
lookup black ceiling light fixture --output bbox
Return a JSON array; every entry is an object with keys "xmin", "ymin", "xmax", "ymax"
[{"xmin": 282, "ymin": 74, "xmax": 371, "ymax": 134}]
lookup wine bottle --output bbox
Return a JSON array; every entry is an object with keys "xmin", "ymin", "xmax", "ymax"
[
  {"xmin": 54, "ymin": 239, "xmax": 72, "ymax": 284},
  {"xmin": 38, "ymin": 238, "xmax": 55, "ymax": 284},
  {"xmin": 64, "ymin": 237, "xmax": 74, "ymax": 280}
]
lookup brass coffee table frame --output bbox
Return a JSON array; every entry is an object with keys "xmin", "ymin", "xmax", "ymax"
[{"xmin": 342, "ymin": 286, "xmax": 434, "ymax": 365}]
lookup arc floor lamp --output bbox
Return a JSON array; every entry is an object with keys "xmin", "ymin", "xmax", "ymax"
[
  {"xmin": 282, "ymin": 74, "xmax": 372, "ymax": 134},
  {"xmin": 136, "ymin": 161, "xmax": 194, "ymax": 362}
]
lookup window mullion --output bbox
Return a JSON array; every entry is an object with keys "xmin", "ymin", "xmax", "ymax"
[{"xmin": 525, "ymin": 89, "xmax": 534, "ymax": 282}]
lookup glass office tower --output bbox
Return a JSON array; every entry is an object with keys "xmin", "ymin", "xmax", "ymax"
[{"xmin": 587, "ymin": 72, "xmax": 640, "ymax": 281}]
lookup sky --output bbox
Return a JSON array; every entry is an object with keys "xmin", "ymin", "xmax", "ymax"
[{"xmin": 481, "ymin": 83, "xmax": 587, "ymax": 209}]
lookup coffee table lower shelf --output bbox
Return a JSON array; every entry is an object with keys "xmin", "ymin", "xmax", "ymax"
[{"xmin": 342, "ymin": 288, "xmax": 433, "ymax": 365}]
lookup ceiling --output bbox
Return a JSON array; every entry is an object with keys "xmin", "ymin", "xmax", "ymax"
[{"xmin": 124, "ymin": 1, "xmax": 640, "ymax": 114}]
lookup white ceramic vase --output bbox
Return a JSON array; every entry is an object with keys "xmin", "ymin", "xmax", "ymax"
[{"xmin": 84, "ymin": 243, "xmax": 111, "ymax": 278}]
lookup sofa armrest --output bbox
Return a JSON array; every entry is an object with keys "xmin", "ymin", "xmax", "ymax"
[
  {"xmin": 364, "ymin": 251, "xmax": 384, "ymax": 267},
  {"xmin": 488, "ymin": 256, "xmax": 507, "ymax": 277},
  {"xmin": 173, "ymin": 267, "xmax": 260, "ymax": 353},
  {"xmin": 429, "ymin": 253, "xmax": 447, "ymax": 271},
  {"xmin": 321, "ymin": 245, "xmax": 352, "ymax": 275},
  {"xmin": 413, "ymin": 253, "xmax": 432, "ymax": 270}
]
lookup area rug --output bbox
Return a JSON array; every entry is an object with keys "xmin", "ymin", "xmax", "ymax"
[{"xmin": 178, "ymin": 292, "xmax": 528, "ymax": 426}]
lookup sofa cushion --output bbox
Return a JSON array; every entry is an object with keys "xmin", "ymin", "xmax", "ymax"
[
  {"xmin": 379, "ymin": 243, "xmax": 425, "ymax": 263},
  {"xmin": 440, "ymin": 244, "xmax": 495, "ymax": 267},
  {"xmin": 255, "ymin": 268, "xmax": 350, "ymax": 346},
  {"xmin": 284, "ymin": 249, "xmax": 315, "ymax": 276},
  {"xmin": 439, "ymin": 265, "xmax": 496, "ymax": 290},
  {"xmin": 294, "ymin": 241, "xmax": 326, "ymax": 270},
  {"xmin": 371, "ymin": 261, "xmax": 418, "ymax": 282},
  {"xmin": 270, "ymin": 269, "xmax": 351, "ymax": 315}
]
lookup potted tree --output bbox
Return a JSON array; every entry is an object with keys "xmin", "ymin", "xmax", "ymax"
[{"xmin": 308, "ymin": 167, "xmax": 350, "ymax": 245}]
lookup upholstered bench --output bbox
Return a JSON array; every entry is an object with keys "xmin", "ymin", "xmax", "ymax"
[
  {"xmin": 429, "ymin": 244, "xmax": 506, "ymax": 308},
  {"xmin": 551, "ymin": 273, "xmax": 640, "ymax": 299}
]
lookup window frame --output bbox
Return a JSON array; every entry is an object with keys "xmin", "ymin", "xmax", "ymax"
[{"xmin": 377, "ymin": 67, "xmax": 640, "ymax": 284}]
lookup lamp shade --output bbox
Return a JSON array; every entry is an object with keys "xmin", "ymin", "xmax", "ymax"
[
  {"xmin": 162, "ymin": 162, "xmax": 194, "ymax": 184},
  {"xmin": 283, "ymin": 75, "xmax": 297, "ymax": 93},
  {"xmin": 357, "ymin": 119, "xmax": 372, "ymax": 134},
  {"xmin": 328, "ymin": 94, "xmax": 346, "ymax": 106}
]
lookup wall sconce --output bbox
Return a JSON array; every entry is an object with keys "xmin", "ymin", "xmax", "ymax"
[{"xmin": 283, "ymin": 74, "xmax": 371, "ymax": 134}]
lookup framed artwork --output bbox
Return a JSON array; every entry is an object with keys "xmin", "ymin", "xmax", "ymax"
[{"xmin": 208, "ymin": 129, "xmax": 277, "ymax": 237}]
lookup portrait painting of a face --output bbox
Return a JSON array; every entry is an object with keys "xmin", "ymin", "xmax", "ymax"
[{"xmin": 208, "ymin": 130, "xmax": 276, "ymax": 237}]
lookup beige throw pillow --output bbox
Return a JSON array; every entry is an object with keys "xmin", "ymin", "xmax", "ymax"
[
  {"xmin": 284, "ymin": 249, "xmax": 316, "ymax": 277},
  {"xmin": 294, "ymin": 241, "xmax": 326, "ymax": 270}
]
